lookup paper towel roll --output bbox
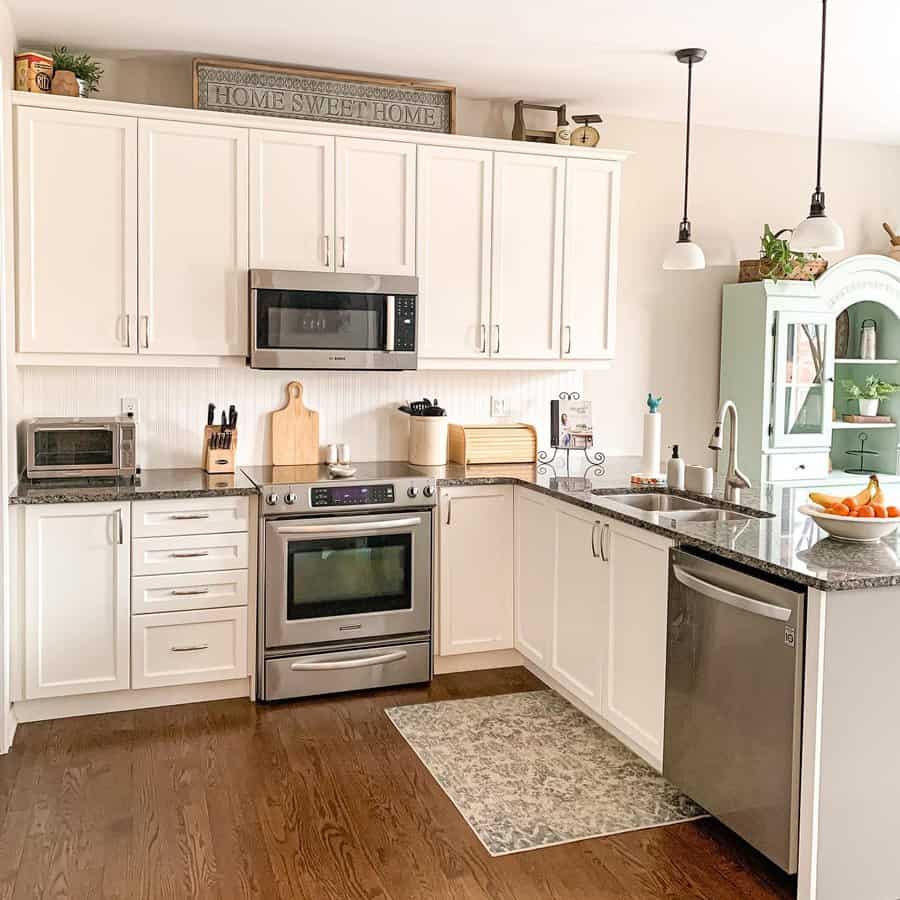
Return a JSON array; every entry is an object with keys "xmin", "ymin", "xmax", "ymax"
[{"xmin": 641, "ymin": 413, "xmax": 662, "ymax": 475}]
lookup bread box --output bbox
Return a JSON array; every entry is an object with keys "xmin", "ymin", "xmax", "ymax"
[{"xmin": 447, "ymin": 423, "xmax": 538, "ymax": 465}]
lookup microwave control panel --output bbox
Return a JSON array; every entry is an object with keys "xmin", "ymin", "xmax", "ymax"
[{"xmin": 393, "ymin": 296, "xmax": 417, "ymax": 352}]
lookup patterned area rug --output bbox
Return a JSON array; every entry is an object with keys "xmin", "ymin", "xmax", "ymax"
[{"xmin": 386, "ymin": 689, "xmax": 705, "ymax": 855}]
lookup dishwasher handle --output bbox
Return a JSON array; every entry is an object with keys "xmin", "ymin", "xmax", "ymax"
[{"xmin": 672, "ymin": 564, "xmax": 792, "ymax": 622}]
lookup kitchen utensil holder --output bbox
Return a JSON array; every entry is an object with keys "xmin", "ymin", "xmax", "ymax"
[{"xmin": 203, "ymin": 425, "xmax": 237, "ymax": 474}]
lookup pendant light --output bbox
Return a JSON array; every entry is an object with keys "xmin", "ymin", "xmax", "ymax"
[
  {"xmin": 792, "ymin": 0, "xmax": 844, "ymax": 252},
  {"xmin": 663, "ymin": 48, "xmax": 707, "ymax": 270}
]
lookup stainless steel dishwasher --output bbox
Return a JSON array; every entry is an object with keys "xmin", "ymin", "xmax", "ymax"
[{"xmin": 664, "ymin": 549, "xmax": 804, "ymax": 874}]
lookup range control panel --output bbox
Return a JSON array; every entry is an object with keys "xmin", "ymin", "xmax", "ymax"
[{"xmin": 311, "ymin": 483, "xmax": 395, "ymax": 507}]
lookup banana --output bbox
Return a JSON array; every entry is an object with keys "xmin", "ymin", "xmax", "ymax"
[
  {"xmin": 872, "ymin": 476, "xmax": 886, "ymax": 507},
  {"xmin": 809, "ymin": 491, "xmax": 843, "ymax": 507},
  {"xmin": 851, "ymin": 476, "xmax": 878, "ymax": 506}
]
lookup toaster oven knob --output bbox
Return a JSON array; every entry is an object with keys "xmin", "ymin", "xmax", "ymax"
[
  {"xmin": 422, "ymin": 485, "xmax": 435, "ymax": 498},
  {"xmin": 407, "ymin": 486, "xmax": 419, "ymax": 498},
  {"xmin": 284, "ymin": 492, "xmax": 297, "ymax": 505},
  {"xmin": 266, "ymin": 493, "xmax": 279, "ymax": 506}
]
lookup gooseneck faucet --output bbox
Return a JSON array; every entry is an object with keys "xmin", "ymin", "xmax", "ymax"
[{"xmin": 708, "ymin": 400, "xmax": 751, "ymax": 503}]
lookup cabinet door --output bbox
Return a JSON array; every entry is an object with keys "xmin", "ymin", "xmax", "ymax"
[
  {"xmin": 771, "ymin": 311, "xmax": 834, "ymax": 449},
  {"xmin": 417, "ymin": 146, "xmax": 492, "ymax": 358},
  {"xmin": 562, "ymin": 158, "xmax": 620, "ymax": 360},
  {"xmin": 551, "ymin": 506, "xmax": 606, "ymax": 712},
  {"xmin": 604, "ymin": 519, "xmax": 671, "ymax": 764},
  {"xmin": 24, "ymin": 502, "xmax": 130, "ymax": 699},
  {"xmin": 335, "ymin": 138, "xmax": 415, "ymax": 276},
  {"xmin": 17, "ymin": 107, "xmax": 137, "ymax": 353},
  {"xmin": 139, "ymin": 120, "xmax": 248, "ymax": 356},
  {"xmin": 491, "ymin": 152, "xmax": 564, "ymax": 359},
  {"xmin": 438, "ymin": 486, "xmax": 513, "ymax": 655},
  {"xmin": 250, "ymin": 130, "xmax": 334, "ymax": 271},
  {"xmin": 513, "ymin": 488, "xmax": 555, "ymax": 666}
]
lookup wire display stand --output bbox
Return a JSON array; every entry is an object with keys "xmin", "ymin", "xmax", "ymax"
[
  {"xmin": 538, "ymin": 392, "xmax": 606, "ymax": 487},
  {"xmin": 845, "ymin": 431, "xmax": 879, "ymax": 475}
]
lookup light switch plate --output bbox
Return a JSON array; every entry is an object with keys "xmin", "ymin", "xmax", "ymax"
[
  {"xmin": 491, "ymin": 396, "xmax": 511, "ymax": 418},
  {"xmin": 121, "ymin": 396, "xmax": 139, "ymax": 418}
]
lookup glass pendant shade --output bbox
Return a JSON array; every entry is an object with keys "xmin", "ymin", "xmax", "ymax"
[{"xmin": 663, "ymin": 222, "xmax": 706, "ymax": 270}]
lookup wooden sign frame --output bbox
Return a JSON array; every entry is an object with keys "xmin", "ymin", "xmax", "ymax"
[{"xmin": 193, "ymin": 58, "xmax": 456, "ymax": 134}]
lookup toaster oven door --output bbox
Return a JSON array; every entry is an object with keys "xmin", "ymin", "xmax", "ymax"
[{"xmin": 27, "ymin": 424, "xmax": 121, "ymax": 477}]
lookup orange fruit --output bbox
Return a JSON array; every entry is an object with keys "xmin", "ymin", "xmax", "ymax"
[
  {"xmin": 850, "ymin": 509, "xmax": 861, "ymax": 517},
  {"xmin": 873, "ymin": 505, "xmax": 888, "ymax": 518},
  {"xmin": 829, "ymin": 503, "xmax": 850, "ymax": 516},
  {"xmin": 857, "ymin": 506, "xmax": 875, "ymax": 518},
  {"xmin": 888, "ymin": 506, "xmax": 900, "ymax": 518},
  {"xmin": 843, "ymin": 497, "xmax": 859, "ymax": 511}
]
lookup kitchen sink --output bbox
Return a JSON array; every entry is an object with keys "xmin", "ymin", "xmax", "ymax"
[
  {"xmin": 664, "ymin": 508, "xmax": 753, "ymax": 523},
  {"xmin": 592, "ymin": 492, "xmax": 708, "ymax": 512}
]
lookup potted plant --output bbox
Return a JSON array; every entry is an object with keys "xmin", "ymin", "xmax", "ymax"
[
  {"xmin": 738, "ymin": 225, "xmax": 828, "ymax": 282},
  {"xmin": 50, "ymin": 46, "xmax": 103, "ymax": 97},
  {"xmin": 841, "ymin": 375, "xmax": 900, "ymax": 417}
]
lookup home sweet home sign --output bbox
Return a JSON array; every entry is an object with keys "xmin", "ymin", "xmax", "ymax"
[{"xmin": 193, "ymin": 59, "xmax": 455, "ymax": 133}]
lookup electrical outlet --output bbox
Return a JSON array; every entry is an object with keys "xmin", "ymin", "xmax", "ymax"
[
  {"xmin": 121, "ymin": 396, "xmax": 139, "ymax": 418},
  {"xmin": 491, "ymin": 396, "xmax": 511, "ymax": 418}
]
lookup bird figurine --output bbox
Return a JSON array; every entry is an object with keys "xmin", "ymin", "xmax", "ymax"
[
  {"xmin": 883, "ymin": 223, "xmax": 900, "ymax": 261},
  {"xmin": 647, "ymin": 394, "xmax": 663, "ymax": 414}
]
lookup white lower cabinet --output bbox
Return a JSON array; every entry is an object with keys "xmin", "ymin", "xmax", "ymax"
[
  {"xmin": 603, "ymin": 519, "xmax": 671, "ymax": 763},
  {"xmin": 513, "ymin": 489, "xmax": 555, "ymax": 666},
  {"xmin": 438, "ymin": 486, "xmax": 514, "ymax": 655},
  {"xmin": 131, "ymin": 607, "xmax": 248, "ymax": 689},
  {"xmin": 24, "ymin": 502, "xmax": 131, "ymax": 699}
]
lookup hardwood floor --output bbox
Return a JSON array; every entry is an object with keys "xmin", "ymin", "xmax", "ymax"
[{"xmin": 0, "ymin": 667, "xmax": 796, "ymax": 899}]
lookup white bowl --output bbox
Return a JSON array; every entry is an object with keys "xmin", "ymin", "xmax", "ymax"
[{"xmin": 799, "ymin": 504, "xmax": 900, "ymax": 543}]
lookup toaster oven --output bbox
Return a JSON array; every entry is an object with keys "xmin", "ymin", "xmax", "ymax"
[{"xmin": 25, "ymin": 417, "xmax": 138, "ymax": 479}]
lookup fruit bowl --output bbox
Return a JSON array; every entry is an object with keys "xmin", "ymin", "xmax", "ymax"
[{"xmin": 799, "ymin": 504, "xmax": 900, "ymax": 543}]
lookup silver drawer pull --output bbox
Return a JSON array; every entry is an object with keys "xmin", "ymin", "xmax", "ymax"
[
  {"xmin": 170, "ymin": 587, "xmax": 210, "ymax": 596},
  {"xmin": 290, "ymin": 650, "xmax": 407, "ymax": 671},
  {"xmin": 170, "ymin": 550, "xmax": 210, "ymax": 558},
  {"xmin": 170, "ymin": 643, "xmax": 209, "ymax": 652},
  {"xmin": 169, "ymin": 513, "xmax": 210, "ymax": 520}
]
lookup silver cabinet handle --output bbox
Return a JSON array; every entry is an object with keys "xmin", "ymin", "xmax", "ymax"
[
  {"xmin": 171, "ymin": 643, "xmax": 209, "ymax": 652},
  {"xmin": 116, "ymin": 509, "xmax": 124, "ymax": 545},
  {"xmin": 600, "ymin": 523, "xmax": 610, "ymax": 562},
  {"xmin": 323, "ymin": 234, "xmax": 330, "ymax": 267},
  {"xmin": 480, "ymin": 323, "xmax": 486, "ymax": 353},
  {"xmin": 445, "ymin": 496, "xmax": 452, "ymax": 526},
  {"xmin": 140, "ymin": 315, "xmax": 150, "ymax": 349},
  {"xmin": 171, "ymin": 587, "xmax": 210, "ymax": 596},
  {"xmin": 276, "ymin": 517, "xmax": 421, "ymax": 537},
  {"xmin": 672, "ymin": 565, "xmax": 792, "ymax": 622},
  {"xmin": 123, "ymin": 314, "xmax": 131, "ymax": 348},
  {"xmin": 169, "ymin": 513, "xmax": 210, "ymax": 520},
  {"xmin": 385, "ymin": 295, "xmax": 396, "ymax": 351},
  {"xmin": 170, "ymin": 550, "xmax": 210, "ymax": 558},
  {"xmin": 339, "ymin": 236, "xmax": 347, "ymax": 268},
  {"xmin": 591, "ymin": 523, "xmax": 600, "ymax": 558},
  {"xmin": 565, "ymin": 325, "xmax": 572, "ymax": 355},
  {"xmin": 290, "ymin": 650, "xmax": 407, "ymax": 671},
  {"xmin": 494, "ymin": 324, "xmax": 501, "ymax": 354}
]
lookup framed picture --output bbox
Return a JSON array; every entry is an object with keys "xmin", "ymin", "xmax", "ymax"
[{"xmin": 551, "ymin": 398, "xmax": 594, "ymax": 450}]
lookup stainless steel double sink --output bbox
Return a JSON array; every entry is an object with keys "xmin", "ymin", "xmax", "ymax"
[{"xmin": 591, "ymin": 491, "xmax": 766, "ymax": 524}]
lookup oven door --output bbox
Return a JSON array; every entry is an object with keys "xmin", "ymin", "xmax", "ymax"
[
  {"xmin": 26, "ymin": 424, "xmax": 121, "ymax": 478},
  {"xmin": 264, "ymin": 510, "xmax": 432, "ymax": 649}
]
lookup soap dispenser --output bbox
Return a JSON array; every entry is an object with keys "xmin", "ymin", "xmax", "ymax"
[{"xmin": 667, "ymin": 445, "xmax": 685, "ymax": 490}]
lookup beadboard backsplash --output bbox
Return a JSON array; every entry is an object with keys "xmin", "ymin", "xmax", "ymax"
[{"xmin": 17, "ymin": 368, "xmax": 584, "ymax": 470}]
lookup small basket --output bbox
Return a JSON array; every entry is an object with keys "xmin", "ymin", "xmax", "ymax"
[{"xmin": 738, "ymin": 257, "xmax": 828, "ymax": 283}]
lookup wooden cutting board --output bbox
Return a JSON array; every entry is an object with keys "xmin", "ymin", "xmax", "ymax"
[{"xmin": 271, "ymin": 381, "xmax": 320, "ymax": 465}]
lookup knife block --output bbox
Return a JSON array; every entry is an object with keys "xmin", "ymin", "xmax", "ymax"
[{"xmin": 203, "ymin": 426, "xmax": 237, "ymax": 474}]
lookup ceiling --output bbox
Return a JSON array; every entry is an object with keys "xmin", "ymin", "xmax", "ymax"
[{"xmin": 9, "ymin": 0, "xmax": 900, "ymax": 145}]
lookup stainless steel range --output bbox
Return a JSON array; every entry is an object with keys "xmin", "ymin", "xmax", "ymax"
[{"xmin": 243, "ymin": 462, "xmax": 436, "ymax": 701}]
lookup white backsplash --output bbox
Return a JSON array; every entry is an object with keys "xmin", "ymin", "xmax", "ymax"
[{"xmin": 17, "ymin": 367, "xmax": 585, "ymax": 470}]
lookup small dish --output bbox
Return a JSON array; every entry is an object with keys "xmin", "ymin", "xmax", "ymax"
[
  {"xmin": 799, "ymin": 503, "xmax": 900, "ymax": 543},
  {"xmin": 328, "ymin": 464, "xmax": 357, "ymax": 479}
]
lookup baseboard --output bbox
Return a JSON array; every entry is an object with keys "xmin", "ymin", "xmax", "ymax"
[
  {"xmin": 3, "ymin": 705, "xmax": 17, "ymax": 754},
  {"xmin": 12, "ymin": 677, "xmax": 251, "ymax": 725},
  {"xmin": 521, "ymin": 660, "xmax": 662, "ymax": 772},
  {"xmin": 434, "ymin": 648, "xmax": 524, "ymax": 674}
]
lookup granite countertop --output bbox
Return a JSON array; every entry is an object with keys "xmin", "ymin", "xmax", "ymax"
[
  {"xmin": 422, "ymin": 456, "xmax": 900, "ymax": 592},
  {"xmin": 9, "ymin": 468, "xmax": 258, "ymax": 505}
]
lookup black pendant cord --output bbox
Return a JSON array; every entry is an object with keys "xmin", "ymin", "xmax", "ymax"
[
  {"xmin": 681, "ymin": 57, "xmax": 693, "ymax": 226},
  {"xmin": 814, "ymin": 0, "xmax": 827, "ymax": 194}
]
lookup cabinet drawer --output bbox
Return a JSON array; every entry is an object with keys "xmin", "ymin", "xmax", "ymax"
[
  {"xmin": 131, "ymin": 607, "xmax": 248, "ymax": 689},
  {"xmin": 131, "ymin": 570, "xmax": 248, "ymax": 614},
  {"xmin": 132, "ymin": 497, "xmax": 249, "ymax": 538},
  {"xmin": 132, "ymin": 532, "xmax": 248, "ymax": 576},
  {"xmin": 767, "ymin": 451, "xmax": 830, "ymax": 481}
]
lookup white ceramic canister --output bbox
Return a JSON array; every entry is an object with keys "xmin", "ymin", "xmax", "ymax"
[{"xmin": 408, "ymin": 417, "xmax": 449, "ymax": 466}]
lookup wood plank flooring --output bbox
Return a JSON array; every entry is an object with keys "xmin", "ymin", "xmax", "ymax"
[{"xmin": 0, "ymin": 667, "xmax": 796, "ymax": 899}]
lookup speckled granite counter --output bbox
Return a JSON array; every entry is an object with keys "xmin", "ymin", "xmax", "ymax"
[
  {"xmin": 418, "ymin": 456, "xmax": 900, "ymax": 592},
  {"xmin": 9, "ymin": 468, "xmax": 258, "ymax": 505}
]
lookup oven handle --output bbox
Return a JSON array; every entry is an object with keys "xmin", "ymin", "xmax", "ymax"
[
  {"xmin": 290, "ymin": 650, "xmax": 407, "ymax": 671},
  {"xmin": 275, "ymin": 517, "xmax": 422, "ymax": 536}
]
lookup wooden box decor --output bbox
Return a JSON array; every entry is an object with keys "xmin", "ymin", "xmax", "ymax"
[
  {"xmin": 193, "ymin": 59, "xmax": 455, "ymax": 134},
  {"xmin": 738, "ymin": 257, "xmax": 828, "ymax": 283},
  {"xmin": 448, "ymin": 423, "xmax": 538, "ymax": 465},
  {"xmin": 14, "ymin": 52, "xmax": 52, "ymax": 93}
]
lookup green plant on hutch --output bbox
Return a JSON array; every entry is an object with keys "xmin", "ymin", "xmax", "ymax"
[
  {"xmin": 759, "ymin": 225, "xmax": 821, "ymax": 280},
  {"xmin": 51, "ymin": 46, "xmax": 103, "ymax": 95},
  {"xmin": 840, "ymin": 375, "xmax": 900, "ymax": 402}
]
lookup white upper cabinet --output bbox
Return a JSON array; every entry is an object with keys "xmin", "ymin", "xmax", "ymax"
[
  {"xmin": 562, "ymin": 158, "xmax": 620, "ymax": 360},
  {"xmin": 24, "ymin": 502, "xmax": 130, "ymax": 699},
  {"xmin": 16, "ymin": 107, "xmax": 137, "ymax": 354},
  {"xmin": 417, "ymin": 146, "xmax": 492, "ymax": 358},
  {"xmin": 250, "ymin": 130, "xmax": 335, "ymax": 272},
  {"xmin": 335, "ymin": 137, "xmax": 416, "ymax": 276},
  {"xmin": 491, "ymin": 152, "xmax": 565, "ymax": 359},
  {"xmin": 139, "ymin": 120, "xmax": 248, "ymax": 356}
]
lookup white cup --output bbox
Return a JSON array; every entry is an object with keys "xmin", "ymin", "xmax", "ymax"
[
  {"xmin": 685, "ymin": 465, "xmax": 714, "ymax": 495},
  {"xmin": 338, "ymin": 443, "xmax": 351, "ymax": 464},
  {"xmin": 326, "ymin": 444, "xmax": 339, "ymax": 464}
]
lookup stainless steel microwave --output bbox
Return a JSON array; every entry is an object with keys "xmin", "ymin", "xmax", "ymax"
[
  {"xmin": 25, "ymin": 416, "xmax": 137, "ymax": 479},
  {"xmin": 249, "ymin": 270, "xmax": 418, "ymax": 371}
]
